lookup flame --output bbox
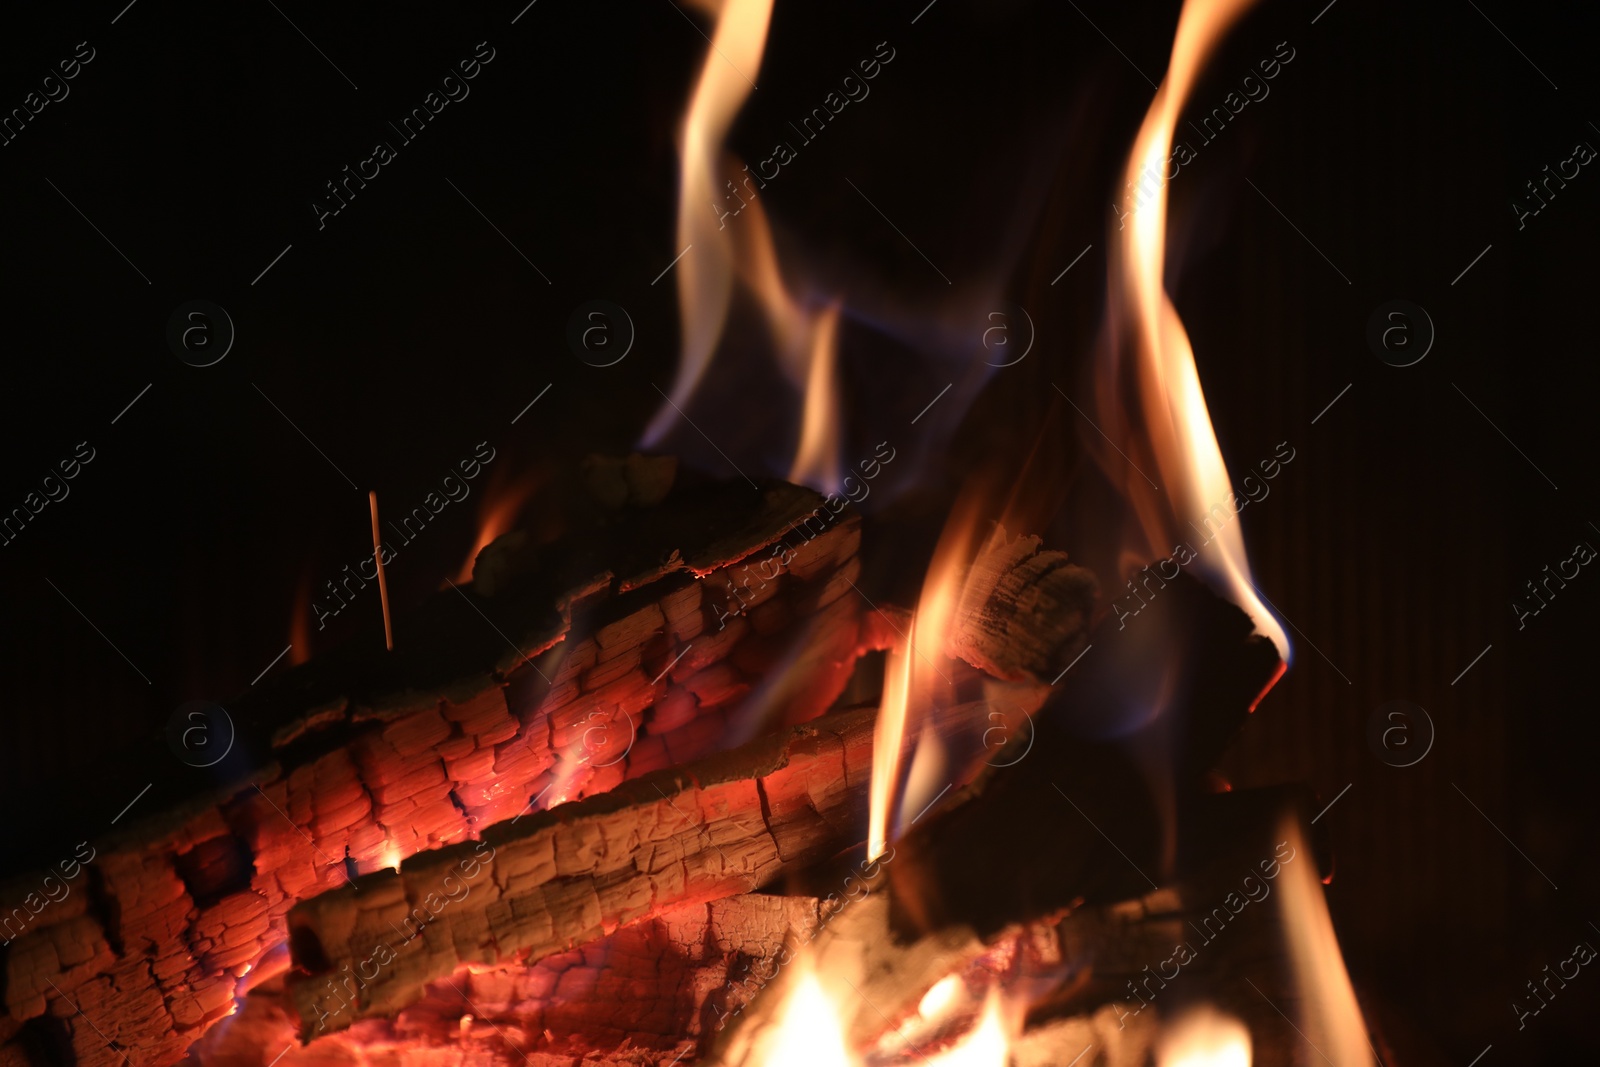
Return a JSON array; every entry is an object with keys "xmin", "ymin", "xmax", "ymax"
[
  {"xmin": 786, "ymin": 301, "xmax": 843, "ymax": 492},
  {"xmin": 727, "ymin": 189, "xmax": 844, "ymax": 492},
  {"xmin": 917, "ymin": 975, "xmax": 963, "ymax": 1022},
  {"xmin": 868, "ymin": 644, "xmax": 913, "ymax": 863},
  {"xmin": 752, "ymin": 969, "xmax": 1010, "ymax": 1067},
  {"xmin": 380, "ymin": 845, "xmax": 402, "ymax": 872},
  {"xmin": 868, "ymin": 509, "xmax": 983, "ymax": 861},
  {"xmin": 1093, "ymin": 0, "xmax": 1289, "ymax": 661},
  {"xmin": 642, "ymin": 0, "xmax": 776, "ymax": 446},
  {"xmin": 640, "ymin": 0, "xmax": 844, "ymax": 488},
  {"xmin": 1275, "ymin": 815, "xmax": 1378, "ymax": 1064},
  {"xmin": 456, "ymin": 473, "xmax": 536, "ymax": 583},
  {"xmin": 1157, "ymin": 1005, "xmax": 1251, "ymax": 1067},
  {"xmin": 923, "ymin": 992, "xmax": 1010, "ymax": 1067},
  {"xmin": 765, "ymin": 967, "xmax": 854, "ymax": 1067}
]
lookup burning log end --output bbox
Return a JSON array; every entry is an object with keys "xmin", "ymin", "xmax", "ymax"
[
  {"xmin": 856, "ymin": 529, "xmax": 1098, "ymax": 684},
  {"xmin": 887, "ymin": 572, "xmax": 1283, "ymax": 943},
  {"xmin": 947, "ymin": 526, "xmax": 1099, "ymax": 683}
]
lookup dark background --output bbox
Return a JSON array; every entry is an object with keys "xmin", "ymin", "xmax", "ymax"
[{"xmin": 0, "ymin": 0, "xmax": 1595, "ymax": 1062}]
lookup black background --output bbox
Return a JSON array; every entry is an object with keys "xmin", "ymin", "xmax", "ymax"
[{"xmin": 1, "ymin": 0, "xmax": 1596, "ymax": 1062}]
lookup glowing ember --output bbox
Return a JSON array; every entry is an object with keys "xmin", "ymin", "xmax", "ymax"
[
  {"xmin": 1094, "ymin": 0, "xmax": 1290, "ymax": 662},
  {"xmin": 1157, "ymin": 1005, "xmax": 1251, "ymax": 1067}
]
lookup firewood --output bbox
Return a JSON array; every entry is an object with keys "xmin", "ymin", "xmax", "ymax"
[
  {"xmin": 706, "ymin": 841, "xmax": 1112, "ymax": 1067},
  {"xmin": 707, "ymin": 573, "xmax": 1283, "ymax": 1066},
  {"xmin": 186, "ymin": 894, "xmax": 829, "ymax": 1067},
  {"xmin": 855, "ymin": 529, "xmax": 1098, "ymax": 684},
  {"xmin": 886, "ymin": 572, "xmax": 1283, "ymax": 942},
  {"xmin": 280, "ymin": 704, "xmax": 877, "ymax": 1035},
  {"xmin": 714, "ymin": 787, "xmax": 1325, "ymax": 1067},
  {"xmin": 0, "ymin": 478, "xmax": 864, "ymax": 1067},
  {"xmin": 946, "ymin": 526, "xmax": 1098, "ymax": 682}
]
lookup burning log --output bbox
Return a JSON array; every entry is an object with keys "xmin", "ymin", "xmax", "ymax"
[
  {"xmin": 281, "ymin": 705, "xmax": 877, "ymax": 1035},
  {"xmin": 709, "ymin": 574, "xmax": 1285, "ymax": 1065},
  {"xmin": 887, "ymin": 571, "xmax": 1283, "ymax": 941},
  {"xmin": 188, "ymin": 894, "xmax": 830, "ymax": 1067},
  {"xmin": 855, "ymin": 529, "xmax": 1099, "ymax": 686},
  {"xmin": 0, "ymin": 477, "xmax": 864, "ymax": 1067},
  {"xmin": 269, "ymin": 529, "xmax": 1109, "ymax": 1042},
  {"xmin": 714, "ymin": 787, "xmax": 1334, "ymax": 1067},
  {"xmin": 946, "ymin": 527, "xmax": 1097, "ymax": 682}
]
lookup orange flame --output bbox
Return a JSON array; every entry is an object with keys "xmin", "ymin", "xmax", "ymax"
[
  {"xmin": 1093, "ymin": 0, "xmax": 1288, "ymax": 661},
  {"xmin": 867, "ymin": 506, "xmax": 981, "ymax": 861},
  {"xmin": 786, "ymin": 301, "xmax": 843, "ymax": 492},
  {"xmin": 1157, "ymin": 1005, "xmax": 1252, "ymax": 1066},
  {"xmin": 1275, "ymin": 815, "xmax": 1378, "ymax": 1064},
  {"xmin": 642, "ymin": 0, "xmax": 776, "ymax": 447},
  {"xmin": 764, "ymin": 966, "xmax": 854, "ymax": 1067},
  {"xmin": 455, "ymin": 475, "xmax": 536, "ymax": 583},
  {"xmin": 752, "ymin": 971, "xmax": 1011, "ymax": 1067},
  {"xmin": 868, "ymin": 643, "xmax": 913, "ymax": 863},
  {"xmin": 640, "ymin": 1, "xmax": 845, "ymax": 488},
  {"xmin": 917, "ymin": 975, "xmax": 963, "ymax": 1022},
  {"xmin": 728, "ymin": 189, "xmax": 845, "ymax": 492},
  {"xmin": 923, "ymin": 992, "xmax": 1010, "ymax": 1067}
]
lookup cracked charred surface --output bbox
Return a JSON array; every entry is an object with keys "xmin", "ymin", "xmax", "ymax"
[
  {"xmin": 282, "ymin": 706, "xmax": 875, "ymax": 1036},
  {"xmin": 0, "ymin": 481, "xmax": 864, "ymax": 1067},
  {"xmin": 188, "ymin": 895, "xmax": 828, "ymax": 1067}
]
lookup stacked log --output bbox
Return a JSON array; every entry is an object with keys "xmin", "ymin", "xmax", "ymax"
[
  {"xmin": 281, "ymin": 705, "xmax": 877, "ymax": 1034},
  {"xmin": 186, "ymin": 894, "xmax": 830, "ymax": 1067},
  {"xmin": 0, "ymin": 480, "xmax": 863, "ymax": 1067},
  {"xmin": 709, "ymin": 575, "xmax": 1289, "ymax": 1067}
]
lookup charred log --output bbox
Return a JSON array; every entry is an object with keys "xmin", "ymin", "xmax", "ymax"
[
  {"xmin": 187, "ymin": 894, "xmax": 828, "ymax": 1067},
  {"xmin": 946, "ymin": 527, "xmax": 1098, "ymax": 682},
  {"xmin": 0, "ymin": 478, "xmax": 862, "ymax": 1067},
  {"xmin": 887, "ymin": 571, "xmax": 1283, "ymax": 941},
  {"xmin": 281, "ymin": 705, "xmax": 877, "ymax": 1036}
]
